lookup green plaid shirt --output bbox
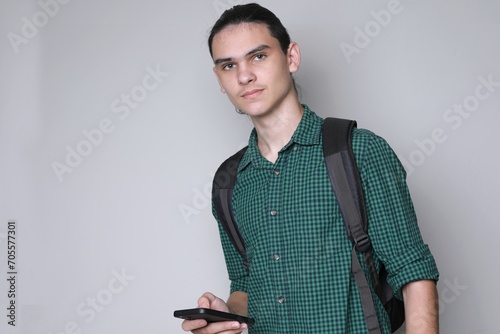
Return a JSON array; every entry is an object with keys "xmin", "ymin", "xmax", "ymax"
[{"xmin": 214, "ymin": 105, "xmax": 439, "ymax": 333}]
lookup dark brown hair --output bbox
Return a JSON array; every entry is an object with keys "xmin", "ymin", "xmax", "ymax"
[{"xmin": 208, "ymin": 3, "xmax": 291, "ymax": 57}]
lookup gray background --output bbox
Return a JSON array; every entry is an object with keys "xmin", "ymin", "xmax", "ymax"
[{"xmin": 1, "ymin": 0, "xmax": 499, "ymax": 333}]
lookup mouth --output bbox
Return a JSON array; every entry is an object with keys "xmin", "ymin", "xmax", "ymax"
[{"xmin": 241, "ymin": 89, "xmax": 264, "ymax": 99}]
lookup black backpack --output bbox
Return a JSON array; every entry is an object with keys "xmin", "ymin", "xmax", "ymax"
[{"xmin": 212, "ymin": 117, "xmax": 405, "ymax": 333}]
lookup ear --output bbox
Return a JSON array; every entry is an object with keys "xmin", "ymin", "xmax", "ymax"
[
  {"xmin": 213, "ymin": 67, "xmax": 226, "ymax": 93},
  {"xmin": 287, "ymin": 42, "xmax": 301, "ymax": 74}
]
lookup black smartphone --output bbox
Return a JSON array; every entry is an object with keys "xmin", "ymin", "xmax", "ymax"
[{"xmin": 173, "ymin": 308, "xmax": 255, "ymax": 325}]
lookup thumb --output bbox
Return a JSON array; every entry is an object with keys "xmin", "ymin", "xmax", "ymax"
[{"xmin": 197, "ymin": 292, "xmax": 216, "ymax": 308}]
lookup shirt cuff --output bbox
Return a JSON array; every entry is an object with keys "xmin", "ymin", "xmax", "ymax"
[{"xmin": 386, "ymin": 243, "xmax": 440, "ymax": 299}]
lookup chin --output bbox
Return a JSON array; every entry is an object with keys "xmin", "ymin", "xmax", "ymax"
[
  {"xmin": 239, "ymin": 102, "xmax": 271, "ymax": 117},
  {"xmin": 243, "ymin": 108, "xmax": 270, "ymax": 118}
]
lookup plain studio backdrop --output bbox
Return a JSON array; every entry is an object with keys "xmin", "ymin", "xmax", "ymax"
[{"xmin": 0, "ymin": 0, "xmax": 499, "ymax": 333}]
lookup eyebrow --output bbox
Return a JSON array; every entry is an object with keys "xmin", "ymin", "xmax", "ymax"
[{"xmin": 213, "ymin": 44, "xmax": 271, "ymax": 65}]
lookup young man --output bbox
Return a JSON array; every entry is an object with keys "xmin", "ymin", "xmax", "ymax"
[{"xmin": 182, "ymin": 3, "xmax": 439, "ymax": 333}]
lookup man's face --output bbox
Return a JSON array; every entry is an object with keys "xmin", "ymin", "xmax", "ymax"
[{"xmin": 211, "ymin": 22, "xmax": 299, "ymax": 118}]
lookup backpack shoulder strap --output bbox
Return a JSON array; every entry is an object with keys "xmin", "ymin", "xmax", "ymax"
[
  {"xmin": 322, "ymin": 117, "xmax": 382, "ymax": 334},
  {"xmin": 321, "ymin": 117, "xmax": 370, "ymax": 252},
  {"xmin": 212, "ymin": 146, "xmax": 249, "ymax": 271}
]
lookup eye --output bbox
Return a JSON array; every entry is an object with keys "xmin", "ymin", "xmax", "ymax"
[
  {"xmin": 222, "ymin": 63, "xmax": 235, "ymax": 71},
  {"xmin": 254, "ymin": 54, "xmax": 267, "ymax": 61}
]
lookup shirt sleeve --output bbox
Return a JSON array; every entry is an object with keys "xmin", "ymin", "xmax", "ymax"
[
  {"xmin": 355, "ymin": 129, "xmax": 439, "ymax": 299},
  {"xmin": 212, "ymin": 203, "xmax": 249, "ymax": 294}
]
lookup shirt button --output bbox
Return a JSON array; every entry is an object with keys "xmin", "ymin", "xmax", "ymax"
[
  {"xmin": 273, "ymin": 170, "xmax": 280, "ymax": 176},
  {"xmin": 273, "ymin": 254, "xmax": 280, "ymax": 261},
  {"xmin": 270, "ymin": 210, "xmax": 277, "ymax": 216},
  {"xmin": 293, "ymin": 146, "xmax": 298, "ymax": 151},
  {"xmin": 277, "ymin": 297, "xmax": 285, "ymax": 304}
]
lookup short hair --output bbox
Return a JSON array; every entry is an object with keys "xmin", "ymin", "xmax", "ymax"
[{"xmin": 208, "ymin": 3, "xmax": 291, "ymax": 57}]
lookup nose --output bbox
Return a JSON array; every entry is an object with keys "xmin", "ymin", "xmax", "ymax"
[{"xmin": 237, "ymin": 64, "xmax": 256, "ymax": 85}]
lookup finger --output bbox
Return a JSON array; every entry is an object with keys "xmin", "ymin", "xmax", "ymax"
[
  {"xmin": 197, "ymin": 292, "xmax": 216, "ymax": 308},
  {"xmin": 194, "ymin": 321, "xmax": 247, "ymax": 334},
  {"xmin": 181, "ymin": 319, "xmax": 207, "ymax": 332}
]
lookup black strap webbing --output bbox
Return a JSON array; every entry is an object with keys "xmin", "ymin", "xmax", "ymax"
[
  {"xmin": 322, "ymin": 118, "xmax": 370, "ymax": 251},
  {"xmin": 352, "ymin": 248, "xmax": 382, "ymax": 333},
  {"xmin": 322, "ymin": 118, "xmax": 381, "ymax": 334}
]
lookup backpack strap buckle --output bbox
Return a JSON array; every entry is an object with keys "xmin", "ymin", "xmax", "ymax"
[{"xmin": 354, "ymin": 234, "xmax": 371, "ymax": 253}]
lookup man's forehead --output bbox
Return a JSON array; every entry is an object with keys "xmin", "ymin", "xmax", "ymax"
[{"xmin": 211, "ymin": 22, "xmax": 277, "ymax": 60}]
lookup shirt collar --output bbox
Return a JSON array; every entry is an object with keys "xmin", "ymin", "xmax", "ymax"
[{"xmin": 239, "ymin": 105, "xmax": 323, "ymax": 171}]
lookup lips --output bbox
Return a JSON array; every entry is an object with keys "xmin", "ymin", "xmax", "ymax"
[{"xmin": 241, "ymin": 89, "xmax": 264, "ymax": 98}]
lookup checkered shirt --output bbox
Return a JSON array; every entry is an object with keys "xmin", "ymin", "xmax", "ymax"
[{"xmin": 213, "ymin": 105, "xmax": 439, "ymax": 333}]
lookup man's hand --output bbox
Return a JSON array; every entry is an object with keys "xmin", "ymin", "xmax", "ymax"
[{"xmin": 181, "ymin": 292, "xmax": 248, "ymax": 334}]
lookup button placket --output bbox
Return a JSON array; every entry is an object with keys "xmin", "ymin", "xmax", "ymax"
[{"xmin": 267, "ymin": 151, "xmax": 289, "ymax": 321}]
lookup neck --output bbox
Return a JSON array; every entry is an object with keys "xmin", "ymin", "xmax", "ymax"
[{"xmin": 251, "ymin": 100, "xmax": 304, "ymax": 163}]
